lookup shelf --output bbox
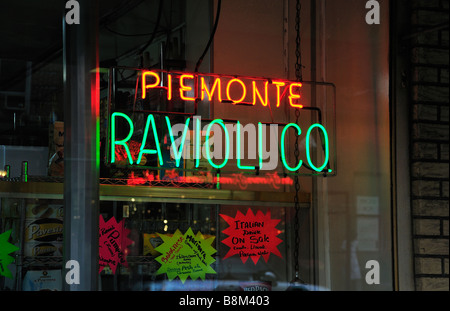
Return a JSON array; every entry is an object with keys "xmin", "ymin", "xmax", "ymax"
[
  {"xmin": 22, "ymin": 256, "xmax": 63, "ymax": 267},
  {"xmin": 0, "ymin": 179, "xmax": 311, "ymax": 207},
  {"xmin": 19, "ymin": 256, "xmax": 162, "ymax": 267}
]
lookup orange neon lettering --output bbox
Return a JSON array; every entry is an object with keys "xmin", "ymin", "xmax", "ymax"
[
  {"xmin": 226, "ymin": 78, "xmax": 247, "ymax": 104},
  {"xmin": 167, "ymin": 74, "xmax": 172, "ymax": 100},
  {"xmin": 179, "ymin": 74, "xmax": 195, "ymax": 101},
  {"xmin": 142, "ymin": 71, "xmax": 160, "ymax": 99},
  {"xmin": 201, "ymin": 77, "xmax": 222, "ymax": 102},
  {"xmin": 252, "ymin": 81, "xmax": 269, "ymax": 106},
  {"xmin": 288, "ymin": 82, "xmax": 303, "ymax": 108},
  {"xmin": 273, "ymin": 81, "xmax": 286, "ymax": 107}
]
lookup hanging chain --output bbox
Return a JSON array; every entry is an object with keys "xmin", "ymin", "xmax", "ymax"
[
  {"xmin": 293, "ymin": 0, "xmax": 303, "ymax": 283},
  {"xmin": 295, "ymin": 0, "xmax": 303, "ymax": 82}
]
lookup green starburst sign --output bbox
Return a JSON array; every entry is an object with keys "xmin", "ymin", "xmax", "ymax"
[
  {"xmin": 155, "ymin": 228, "xmax": 216, "ymax": 283},
  {"xmin": 0, "ymin": 230, "xmax": 19, "ymax": 279}
]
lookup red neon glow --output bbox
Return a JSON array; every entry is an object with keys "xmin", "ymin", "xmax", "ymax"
[
  {"xmin": 273, "ymin": 81, "xmax": 286, "ymax": 107},
  {"xmin": 142, "ymin": 71, "xmax": 161, "ymax": 99},
  {"xmin": 221, "ymin": 172, "xmax": 293, "ymax": 190},
  {"xmin": 288, "ymin": 82, "xmax": 303, "ymax": 108},
  {"xmin": 201, "ymin": 76, "xmax": 222, "ymax": 102},
  {"xmin": 91, "ymin": 66, "xmax": 100, "ymax": 171},
  {"xmin": 252, "ymin": 81, "xmax": 269, "ymax": 106},
  {"xmin": 114, "ymin": 140, "xmax": 142, "ymax": 164},
  {"xmin": 220, "ymin": 209, "xmax": 282, "ymax": 264},
  {"xmin": 125, "ymin": 171, "xmax": 293, "ymax": 190},
  {"xmin": 226, "ymin": 78, "xmax": 247, "ymax": 104},
  {"xmin": 179, "ymin": 74, "xmax": 195, "ymax": 101}
]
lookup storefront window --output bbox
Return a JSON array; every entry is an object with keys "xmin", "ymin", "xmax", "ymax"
[{"xmin": 320, "ymin": 0, "xmax": 392, "ymax": 290}]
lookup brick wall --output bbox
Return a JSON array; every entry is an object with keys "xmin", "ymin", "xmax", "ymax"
[{"xmin": 409, "ymin": 0, "xmax": 449, "ymax": 291}]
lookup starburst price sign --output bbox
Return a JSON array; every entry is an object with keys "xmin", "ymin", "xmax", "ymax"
[
  {"xmin": 0, "ymin": 230, "xmax": 19, "ymax": 278},
  {"xmin": 220, "ymin": 209, "xmax": 282, "ymax": 264},
  {"xmin": 99, "ymin": 216, "xmax": 133, "ymax": 274},
  {"xmin": 155, "ymin": 228, "xmax": 216, "ymax": 283}
]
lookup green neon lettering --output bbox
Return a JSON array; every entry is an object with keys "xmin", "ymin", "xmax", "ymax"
[
  {"xmin": 280, "ymin": 123, "xmax": 302, "ymax": 172},
  {"xmin": 306, "ymin": 123, "xmax": 330, "ymax": 172},
  {"xmin": 205, "ymin": 119, "xmax": 229, "ymax": 169},
  {"xmin": 195, "ymin": 116, "xmax": 201, "ymax": 168},
  {"xmin": 236, "ymin": 121, "xmax": 255, "ymax": 170},
  {"xmin": 216, "ymin": 172, "xmax": 220, "ymax": 189},
  {"xmin": 137, "ymin": 114, "xmax": 163, "ymax": 165},
  {"xmin": 111, "ymin": 112, "xmax": 134, "ymax": 165},
  {"xmin": 258, "ymin": 122, "xmax": 263, "ymax": 169},
  {"xmin": 165, "ymin": 116, "xmax": 190, "ymax": 167}
]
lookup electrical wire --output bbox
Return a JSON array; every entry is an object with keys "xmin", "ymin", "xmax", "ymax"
[
  {"xmin": 108, "ymin": 0, "xmax": 165, "ymax": 66},
  {"xmin": 136, "ymin": 0, "xmax": 164, "ymax": 59},
  {"xmin": 100, "ymin": 0, "xmax": 146, "ymax": 28},
  {"xmin": 104, "ymin": 24, "xmax": 168, "ymax": 37},
  {"xmin": 162, "ymin": 0, "xmax": 173, "ymax": 64},
  {"xmin": 194, "ymin": 0, "xmax": 222, "ymax": 73}
]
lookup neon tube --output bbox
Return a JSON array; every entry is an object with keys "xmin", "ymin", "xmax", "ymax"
[
  {"xmin": 142, "ymin": 71, "xmax": 160, "ymax": 99},
  {"xmin": 252, "ymin": 81, "xmax": 269, "ymax": 106},
  {"xmin": 236, "ymin": 121, "xmax": 255, "ymax": 170},
  {"xmin": 288, "ymin": 82, "xmax": 303, "ymax": 108},
  {"xmin": 226, "ymin": 78, "xmax": 247, "ymax": 104},
  {"xmin": 165, "ymin": 116, "xmax": 191, "ymax": 167},
  {"xmin": 195, "ymin": 116, "xmax": 201, "ymax": 168},
  {"xmin": 167, "ymin": 74, "xmax": 173, "ymax": 100},
  {"xmin": 280, "ymin": 123, "xmax": 302, "ymax": 171},
  {"xmin": 201, "ymin": 77, "xmax": 222, "ymax": 102},
  {"xmin": 137, "ymin": 114, "xmax": 163, "ymax": 166},
  {"xmin": 179, "ymin": 74, "xmax": 195, "ymax": 101},
  {"xmin": 273, "ymin": 81, "xmax": 286, "ymax": 107},
  {"xmin": 258, "ymin": 122, "xmax": 263, "ymax": 169},
  {"xmin": 306, "ymin": 123, "xmax": 330, "ymax": 172},
  {"xmin": 205, "ymin": 119, "xmax": 229, "ymax": 169},
  {"xmin": 111, "ymin": 112, "xmax": 134, "ymax": 164}
]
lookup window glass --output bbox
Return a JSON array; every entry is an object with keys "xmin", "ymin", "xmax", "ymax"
[{"xmin": 0, "ymin": 0, "xmax": 392, "ymax": 292}]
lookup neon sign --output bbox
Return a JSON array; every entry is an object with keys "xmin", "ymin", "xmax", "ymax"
[
  {"xmin": 110, "ymin": 113, "xmax": 331, "ymax": 173},
  {"xmin": 141, "ymin": 70, "xmax": 303, "ymax": 108},
  {"xmin": 107, "ymin": 68, "xmax": 336, "ymax": 177}
]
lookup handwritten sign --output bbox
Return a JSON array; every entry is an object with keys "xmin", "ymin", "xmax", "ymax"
[
  {"xmin": 220, "ymin": 209, "xmax": 282, "ymax": 264},
  {"xmin": 0, "ymin": 230, "xmax": 19, "ymax": 278},
  {"xmin": 99, "ymin": 215, "xmax": 133, "ymax": 274},
  {"xmin": 155, "ymin": 228, "xmax": 216, "ymax": 283}
]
